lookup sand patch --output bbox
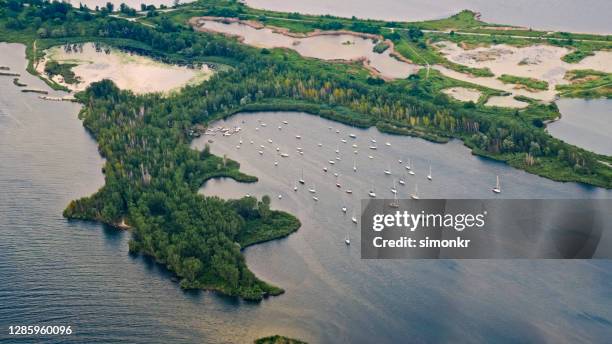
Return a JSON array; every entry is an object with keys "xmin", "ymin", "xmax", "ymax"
[
  {"xmin": 433, "ymin": 41, "xmax": 612, "ymax": 102},
  {"xmin": 36, "ymin": 43, "xmax": 213, "ymax": 94},
  {"xmin": 442, "ymin": 87, "xmax": 482, "ymax": 102},
  {"xmin": 485, "ymin": 96, "xmax": 529, "ymax": 108},
  {"xmin": 191, "ymin": 18, "xmax": 420, "ymax": 79}
]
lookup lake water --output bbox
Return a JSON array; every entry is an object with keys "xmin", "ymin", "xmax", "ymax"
[
  {"xmin": 192, "ymin": 111, "xmax": 612, "ymax": 343},
  {"xmin": 244, "ymin": 0, "xmax": 612, "ymax": 34},
  {"xmin": 2, "ymin": 40, "xmax": 612, "ymax": 344},
  {"xmin": 548, "ymin": 98, "xmax": 612, "ymax": 156}
]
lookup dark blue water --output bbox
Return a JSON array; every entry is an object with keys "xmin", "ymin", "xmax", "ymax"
[{"xmin": 2, "ymin": 42, "xmax": 612, "ymax": 344}]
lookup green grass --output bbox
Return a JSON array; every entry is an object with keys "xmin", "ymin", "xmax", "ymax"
[
  {"xmin": 562, "ymin": 49, "xmax": 596, "ymax": 63},
  {"xmin": 498, "ymin": 74, "xmax": 549, "ymax": 91},
  {"xmin": 44, "ymin": 60, "xmax": 79, "ymax": 84},
  {"xmin": 556, "ymin": 69, "xmax": 612, "ymax": 98},
  {"xmin": 373, "ymin": 41, "xmax": 390, "ymax": 53}
]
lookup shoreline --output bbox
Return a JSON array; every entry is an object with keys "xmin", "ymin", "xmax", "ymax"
[{"xmin": 190, "ymin": 16, "xmax": 417, "ymax": 81}]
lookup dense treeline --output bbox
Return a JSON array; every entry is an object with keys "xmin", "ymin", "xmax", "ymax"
[{"xmin": 1, "ymin": 0, "xmax": 610, "ymax": 298}]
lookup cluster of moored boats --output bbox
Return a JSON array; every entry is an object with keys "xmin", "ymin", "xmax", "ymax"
[{"xmin": 223, "ymin": 118, "xmax": 503, "ymax": 245}]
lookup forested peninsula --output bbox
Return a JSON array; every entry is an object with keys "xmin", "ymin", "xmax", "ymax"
[{"xmin": 1, "ymin": 0, "xmax": 611, "ymax": 299}]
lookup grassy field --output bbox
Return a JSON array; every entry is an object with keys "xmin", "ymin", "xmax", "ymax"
[
  {"xmin": 556, "ymin": 69, "xmax": 612, "ymax": 98},
  {"xmin": 498, "ymin": 74, "xmax": 549, "ymax": 91}
]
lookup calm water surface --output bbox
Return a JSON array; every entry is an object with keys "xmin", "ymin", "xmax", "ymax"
[
  {"xmin": 547, "ymin": 98, "xmax": 612, "ymax": 156},
  {"xmin": 193, "ymin": 111, "xmax": 612, "ymax": 343},
  {"xmin": 2, "ymin": 41, "xmax": 612, "ymax": 344},
  {"xmin": 244, "ymin": 0, "xmax": 612, "ymax": 34}
]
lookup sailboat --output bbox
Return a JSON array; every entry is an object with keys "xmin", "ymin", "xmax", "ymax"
[
  {"xmin": 351, "ymin": 213, "xmax": 358, "ymax": 224},
  {"xmin": 293, "ymin": 184, "xmax": 298, "ymax": 192},
  {"xmin": 239, "ymin": 136, "xmax": 243, "ymax": 144},
  {"xmin": 299, "ymin": 169, "xmax": 305, "ymax": 184},
  {"xmin": 336, "ymin": 175, "xmax": 341, "ymax": 188},
  {"xmin": 342, "ymin": 205, "xmax": 347, "ymax": 213},
  {"xmin": 371, "ymin": 138, "xmax": 377, "ymax": 143},
  {"xmin": 335, "ymin": 144, "xmax": 340, "ymax": 154},
  {"xmin": 345, "ymin": 231, "xmax": 351, "ymax": 245},
  {"xmin": 283, "ymin": 120, "xmax": 288, "ymax": 125},
  {"xmin": 329, "ymin": 160, "xmax": 336, "ymax": 165},
  {"xmin": 411, "ymin": 184, "xmax": 420, "ymax": 200},
  {"xmin": 353, "ymin": 159, "xmax": 357, "ymax": 172},
  {"xmin": 384, "ymin": 164, "xmax": 392, "ymax": 175},
  {"xmin": 407, "ymin": 159, "xmax": 415, "ymax": 175},
  {"xmin": 390, "ymin": 192, "xmax": 399, "ymax": 208},
  {"xmin": 313, "ymin": 196, "xmax": 319, "ymax": 201},
  {"xmin": 349, "ymin": 133, "xmax": 357, "ymax": 138},
  {"xmin": 345, "ymin": 189, "xmax": 353, "ymax": 194},
  {"xmin": 323, "ymin": 166, "xmax": 328, "ymax": 172},
  {"xmin": 399, "ymin": 172, "xmax": 406, "ymax": 185},
  {"xmin": 308, "ymin": 184, "xmax": 316, "ymax": 193},
  {"xmin": 274, "ymin": 161, "xmax": 278, "ymax": 166},
  {"xmin": 368, "ymin": 186, "xmax": 377, "ymax": 198},
  {"xmin": 391, "ymin": 180, "xmax": 397, "ymax": 194},
  {"xmin": 427, "ymin": 165, "xmax": 432, "ymax": 181},
  {"xmin": 492, "ymin": 175, "xmax": 501, "ymax": 193},
  {"xmin": 385, "ymin": 142, "xmax": 391, "ymax": 146}
]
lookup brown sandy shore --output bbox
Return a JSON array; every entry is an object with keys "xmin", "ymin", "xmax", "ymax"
[{"xmin": 189, "ymin": 16, "xmax": 417, "ymax": 80}]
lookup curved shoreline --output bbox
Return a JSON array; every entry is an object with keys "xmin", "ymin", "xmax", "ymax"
[{"xmin": 190, "ymin": 16, "xmax": 418, "ymax": 80}]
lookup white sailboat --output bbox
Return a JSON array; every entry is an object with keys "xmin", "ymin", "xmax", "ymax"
[
  {"xmin": 492, "ymin": 175, "xmax": 501, "ymax": 193},
  {"xmin": 427, "ymin": 165, "xmax": 432, "ymax": 181},
  {"xmin": 368, "ymin": 186, "xmax": 377, "ymax": 198},
  {"xmin": 353, "ymin": 159, "xmax": 357, "ymax": 172},
  {"xmin": 346, "ymin": 189, "xmax": 353, "ymax": 194},
  {"xmin": 345, "ymin": 232, "xmax": 351, "ymax": 245},
  {"xmin": 335, "ymin": 144, "xmax": 340, "ymax": 154},
  {"xmin": 411, "ymin": 184, "xmax": 420, "ymax": 200},
  {"xmin": 309, "ymin": 184, "xmax": 316, "ymax": 193},
  {"xmin": 336, "ymin": 175, "xmax": 341, "ymax": 188},
  {"xmin": 390, "ymin": 192, "xmax": 399, "ymax": 208},
  {"xmin": 351, "ymin": 214, "xmax": 358, "ymax": 224},
  {"xmin": 384, "ymin": 164, "xmax": 392, "ymax": 175},
  {"xmin": 299, "ymin": 169, "xmax": 305, "ymax": 184},
  {"xmin": 323, "ymin": 167, "xmax": 328, "ymax": 172},
  {"xmin": 391, "ymin": 179, "xmax": 397, "ymax": 194},
  {"xmin": 313, "ymin": 196, "xmax": 319, "ymax": 201}
]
